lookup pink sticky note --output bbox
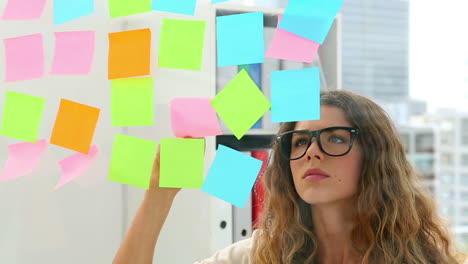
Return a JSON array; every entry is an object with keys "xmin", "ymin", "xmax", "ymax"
[
  {"xmin": 266, "ymin": 15, "xmax": 320, "ymax": 63},
  {"xmin": 170, "ymin": 98, "xmax": 223, "ymax": 138},
  {"xmin": 55, "ymin": 145, "xmax": 98, "ymax": 190},
  {"xmin": 0, "ymin": 139, "xmax": 48, "ymax": 181},
  {"xmin": 4, "ymin": 33, "xmax": 45, "ymax": 82},
  {"xmin": 50, "ymin": 31, "xmax": 96, "ymax": 75},
  {"xmin": 1, "ymin": 0, "xmax": 46, "ymax": 20}
]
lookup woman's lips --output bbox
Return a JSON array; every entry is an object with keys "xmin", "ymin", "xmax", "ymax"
[
  {"xmin": 303, "ymin": 174, "xmax": 329, "ymax": 181},
  {"xmin": 303, "ymin": 168, "xmax": 329, "ymax": 181}
]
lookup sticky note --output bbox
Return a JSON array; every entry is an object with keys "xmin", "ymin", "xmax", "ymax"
[
  {"xmin": 55, "ymin": 145, "xmax": 98, "ymax": 190},
  {"xmin": 278, "ymin": 0, "xmax": 343, "ymax": 44},
  {"xmin": 266, "ymin": 15, "xmax": 320, "ymax": 63},
  {"xmin": 111, "ymin": 77, "xmax": 154, "ymax": 126},
  {"xmin": 50, "ymin": 31, "xmax": 95, "ymax": 75},
  {"xmin": 159, "ymin": 138, "xmax": 205, "ymax": 188},
  {"xmin": 0, "ymin": 91, "xmax": 46, "ymax": 142},
  {"xmin": 3, "ymin": 33, "xmax": 44, "ymax": 82},
  {"xmin": 158, "ymin": 19, "xmax": 206, "ymax": 71},
  {"xmin": 108, "ymin": 0, "xmax": 151, "ymax": 18},
  {"xmin": 54, "ymin": 0, "xmax": 94, "ymax": 25},
  {"xmin": 170, "ymin": 98, "xmax": 222, "ymax": 138},
  {"xmin": 1, "ymin": 0, "xmax": 46, "ymax": 20},
  {"xmin": 271, "ymin": 68, "xmax": 320, "ymax": 123},
  {"xmin": 0, "ymin": 139, "xmax": 48, "ymax": 181},
  {"xmin": 216, "ymin": 12, "xmax": 264, "ymax": 67},
  {"xmin": 50, "ymin": 99, "xmax": 100, "ymax": 154},
  {"xmin": 152, "ymin": 0, "xmax": 197, "ymax": 16},
  {"xmin": 210, "ymin": 70, "xmax": 270, "ymax": 139},
  {"xmin": 202, "ymin": 145, "xmax": 262, "ymax": 208},
  {"xmin": 108, "ymin": 29, "xmax": 151, "ymax": 80},
  {"xmin": 108, "ymin": 134, "xmax": 157, "ymax": 189}
]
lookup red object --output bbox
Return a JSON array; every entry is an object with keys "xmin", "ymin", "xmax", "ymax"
[{"xmin": 251, "ymin": 151, "xmax": 268, "ymax": 230}]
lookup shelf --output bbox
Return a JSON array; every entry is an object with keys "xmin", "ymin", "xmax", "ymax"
[{"xmin": 216, "ymin": 134, "xmax": 276, "ymax": 151}]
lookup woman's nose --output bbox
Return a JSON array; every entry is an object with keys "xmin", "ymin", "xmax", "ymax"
[{"xmin": 305, "ymin": 138, "xmax": 324, "ymax": 160}]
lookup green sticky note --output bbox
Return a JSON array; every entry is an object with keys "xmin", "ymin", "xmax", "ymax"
[
  {"xmin": 108, "ymin": 134, "xmax": 157, "ymax": 189},
  {"xmin": 211, "ymin": 70, "xmax": 271, "ymax": 139},
  {"xmin": 0, "ymin": 91, "xmax": 46, "ymax": 142},
  {"xmin": 160, "ymin": 138, "xmax": 205, "ymax": 188},
  {"xmin": 111, "ymin": 77, "xmax": 154, "ymax": 126},
  {"xmin": 158, "ymin": 19, "xmax": 207, "ymax": 71},
  {"xmin": 108, "ymin": 0, "xmax": 151, "ymax": 18}
]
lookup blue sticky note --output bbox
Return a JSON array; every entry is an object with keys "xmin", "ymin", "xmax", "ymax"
[
  {"xmin": 54, "ymin": 0, "xmax": 94, "ymax": 25},
  {"xmin": 202, "ymin": 145, "xmax": 262, "ymax": 208},
  {"xmin": 152, "ymin": 0, "xmax": 197, "ymax": 16},
  {"xmin": 278, "ymin": 0, "xmax": 343, "ymax": 44},
  {"xmin": 271, "ymin": 68, "xmax": 320, "ymax": 123},
  {"xmin": 217, "ymin": 12, "xmax": 265, "ymax": 67}
]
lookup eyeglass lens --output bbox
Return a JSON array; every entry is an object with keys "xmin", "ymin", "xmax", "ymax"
[{"xmin": 285, "ymin": 128, "xmax": 352, "ymax": 159}]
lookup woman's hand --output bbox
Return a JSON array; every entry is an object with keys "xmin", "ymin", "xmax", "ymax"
[
  {"xmin": 148, "ymin": 144, "xmax": 181, "ymax": 197},
  {"xmin": 114, "ymin": 146, "xmax": 180, "ymax": 264}
]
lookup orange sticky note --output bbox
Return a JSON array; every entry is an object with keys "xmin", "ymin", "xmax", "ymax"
[
  {"xmin": 108, "ymin": 28, "xmax": 151, "ymax": 80},
  {"xmin": 50, "ymin": 99, "xmax": 100, "ymax": 154}
]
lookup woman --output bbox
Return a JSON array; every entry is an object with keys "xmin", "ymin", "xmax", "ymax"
[{"xmin": 113, "ymin": 90, "xmax": 465, "ymax": 264}]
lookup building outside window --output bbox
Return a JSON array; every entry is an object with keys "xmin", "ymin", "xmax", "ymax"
[{"xmin": 415, "ymin": 133, "xmax": 434, "ymax": 152}]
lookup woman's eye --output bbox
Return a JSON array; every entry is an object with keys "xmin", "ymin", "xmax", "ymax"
[
  {"xmin": 328, "ymin": 136, "xmax": 344, "ymax": 143},
  {"xmin": 294, "ymin": 138, "xmax": 308, "ymax": 147}
]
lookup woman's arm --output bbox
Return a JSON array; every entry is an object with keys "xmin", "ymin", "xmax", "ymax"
[{"xmin": 113, "ymin": 145, "xmax": 181, "ymax": 264}]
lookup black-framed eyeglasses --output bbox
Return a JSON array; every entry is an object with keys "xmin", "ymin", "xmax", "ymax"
[{"xmin": 276, "ymin": 126, "xmax": 360, "ymax": 160}]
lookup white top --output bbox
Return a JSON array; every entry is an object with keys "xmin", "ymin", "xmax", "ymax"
[{"xmin": 193, "ymin": 230, "xmax": 261, "ymax": 264}]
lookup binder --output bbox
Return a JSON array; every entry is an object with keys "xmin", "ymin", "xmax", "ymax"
[
  {"xmin": 251, "ymin": 150, "xmax": 268, "ymax": 229},
  {"xmin": 238, "ymin": 64, "xmax": 263, "ymax": 128}
]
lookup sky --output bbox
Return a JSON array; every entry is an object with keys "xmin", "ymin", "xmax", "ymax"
[{"xmin": 409, "ymin": 0, "xmax": 468, "ymax": 112}]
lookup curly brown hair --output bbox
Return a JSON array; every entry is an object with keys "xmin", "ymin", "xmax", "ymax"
[{"xmin": 251, "ymin": 90, "xmax": 465, "ymax": 263}]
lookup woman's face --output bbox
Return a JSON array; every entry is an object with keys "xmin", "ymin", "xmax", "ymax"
[{"xmin": 289, "ymin": 106, "xmax": 363, "ymax": 205}]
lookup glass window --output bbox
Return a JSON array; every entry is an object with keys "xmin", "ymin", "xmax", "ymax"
[
  {"xmin": 462, "ymin": 118, "xmax": 468, "ymax": 129},
  {"xmin": 415, "ymin": 133, "xmax": 433, "ymax": 152},
  {"xmin": 422, "ymin": 173, "xmax": 435, "ymax": 181},
  {"xmin": 413, "ymin": 155, "xmax": 434, "ymax": 172},
  {"xmin": 461, "ymin": 119, "xmax": 468, "ymax": 145},
  {"xmin": 441, "ymin": 191, "xmax": 454, "ymax": 200},
  {"xmin": 461, "ymin": 192, "xmax": 468, "ymax": 201},
  {"xmin": 440, "ymin": 153, "xmax": 454, "ymax": 167},
  {"xmin": 441, "ymin": 131, "xmax": 454, "ymax": 146},
  {"xmin": 441, "ymin": 120, "xmax": 455, "ymax": 131},
  {"xmin": 461, "ymin": 173, "xmax": 468, "ymax": 185},
  {"xmin": 456, "ymin": 233, "xmax": 468, "ymax": 252},
  {"xmin": 442, "ymin": 206, "xmax": 455, "ymax": 218},
  {"xmin": 440, "ymin": 171, "xmax": 455, "ymax": 184},
  {"xmin": 462, "ymin": 154, "xmax": 468, "ymax": 167}
]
